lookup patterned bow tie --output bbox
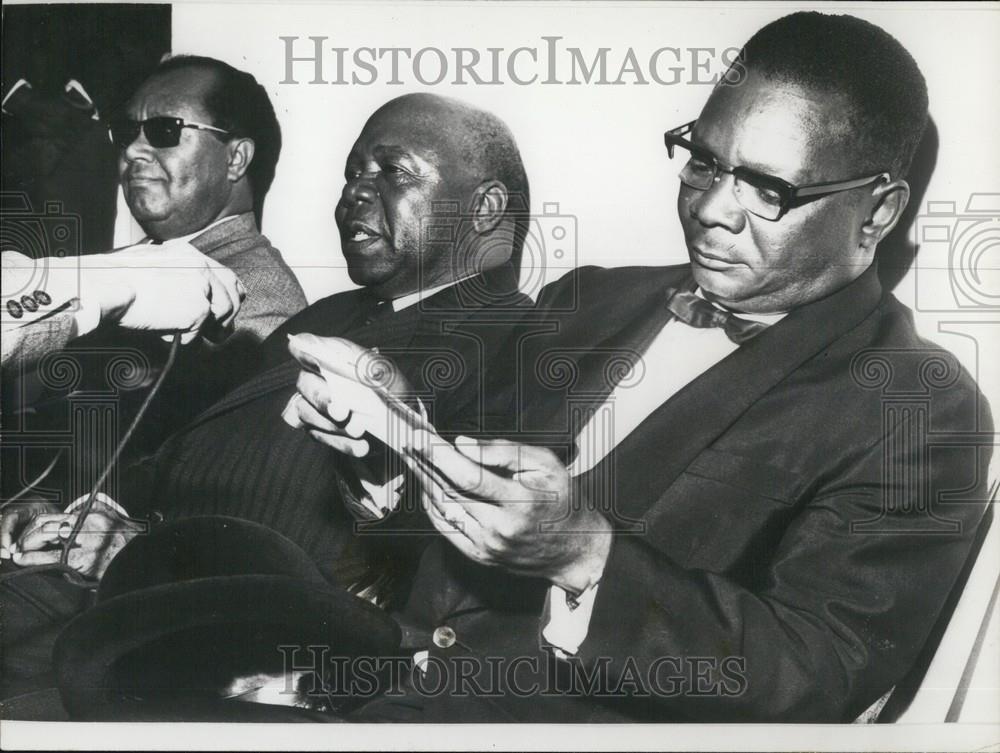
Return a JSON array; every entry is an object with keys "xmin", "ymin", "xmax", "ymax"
[{"xmin": 665, "ymin": 289, "xmax": 770, "ymax": 345}]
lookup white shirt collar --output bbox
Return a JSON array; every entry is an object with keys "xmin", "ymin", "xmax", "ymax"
[
  {"xmin": 146, "ymin": 214, "xmax": 241, "ymax": 245},
  {"xmin": 693, "ymin": 287, "xmax": 788, "ymax": 326},
  {"xmin": 389, "ymin": 274, "xmax": 475, "ymax": 312}
]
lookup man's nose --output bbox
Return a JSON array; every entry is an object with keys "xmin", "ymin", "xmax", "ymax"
[
  {"xmin": 121, "ymin": 127, "xmax": 154, "ymax": 163},
  {"xmin": 341, "ymin": 175, "xmax": 378, "ymax": 205},
  {"xmin": 688, "ymin": 172, "xmax": 746, "ymax": 233}
]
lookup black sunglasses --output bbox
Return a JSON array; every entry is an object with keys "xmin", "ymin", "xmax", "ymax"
[{"xmin": 108, "ymin": 116, "xmax": 231, "ymax": 149}]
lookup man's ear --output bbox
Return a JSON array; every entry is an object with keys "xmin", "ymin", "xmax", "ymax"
[
  {"xmin": 470, "ymin": 180, "xmax": 509, "ymax": 234},
  {"xmin": 226, "ymin": 137, "xmax": 256, "ymax": 183},
  {"xmin": 859, "ymin": 178, "xmax": 910, "ymax": 253}
]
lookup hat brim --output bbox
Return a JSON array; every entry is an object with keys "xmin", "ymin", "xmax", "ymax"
[{"xmin": 55, "ymin": 574, "xmax": 401, "ymax": 719}]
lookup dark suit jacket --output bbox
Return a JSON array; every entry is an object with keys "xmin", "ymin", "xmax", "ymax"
[
  {"xmin": 0, "ymin": 213, "xmax": 307, "ymax": 505},
  {"xmin": 386, "ymin": 263, "xmax": 993, "ymax": 722},
  {"xmin": 123, "ymin": 267, "xmax": 532, "ymax": 587}
]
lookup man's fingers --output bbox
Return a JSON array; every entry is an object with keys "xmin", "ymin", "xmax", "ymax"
[
  {"xmin": 454, "ymin": 436, "xmax": 553, "ymax": 474},
  {"xmin": 0, "ymin": 509, "xmax": 25, "ymax": 552},
  {"xmin": 423, "ymin": 487, "xmax": 477, "ymax": 539},
  {"xmin": 295, "ymin": 371, "xmax": 362, "ymax": 429},
  {"xmin": 296, "ymin": 371, "xmax": 332, "ymax": 415},
  {"xmin": 298, "ymin": 371, "xmax": 358, "ymax": 426},
  {"xmin": 285, "ymin": 388, "xmax": 370, "ymax": 455},
  {"xmin": 205, "ymin": 267, "xmax": 241, "ymax": 327},
  {"xmin": 406, "ymin": 450, "xmax": 502, "ymax": 530},
  {"xmin": 281, "ymin": 394, "xmax": 305, "ymax": 428},
  {"xmin": 16, "ymin": 514, "xmax": 77, "ymax": 553},
  {"xmin": 294, "ymin": 392, "xmax": 341, "ymax": 433},
  {"xmin": 308, "ymin": 430, "xmax": 370, "ymax": 457},
  {"xmin": 413, "ymin": 437, "xmax": 511, "ymax": 501},
  {"xmin": 404, "ymin": 445, "xmax": 458, "ymax": 498},
  {"xmin": 12, "ymin": 549, "xmax": 62, "ymax": 567},
  {"xmin": 325, "ymin": 394, "xmax": 352, "ymax": 424}
]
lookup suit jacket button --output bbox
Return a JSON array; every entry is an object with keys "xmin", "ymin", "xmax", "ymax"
[
  {"xmin": 432, "ymin": 626, "xmax": 456, "ymax": 649},
  {"xmin": 33, "ymin": 290, "xmax": 52, "ymax": 306},
  {"xmin": 20, "ymin": 294, "xmax": 39, "ymax": 313},
  {"xmin": 6, "ymin": 300, "xmax": 24, "ymax": 318}
]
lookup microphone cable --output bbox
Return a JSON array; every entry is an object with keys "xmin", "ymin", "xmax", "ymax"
[{"xmin": 0, "ymin": 332, "xmax": 182, "ymax": 588}]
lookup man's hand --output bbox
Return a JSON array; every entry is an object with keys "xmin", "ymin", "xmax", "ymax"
[
  {"xmin": 284, "ymin": 370, "xmax": 372, "ymax": 457},
  {"xmin": 1, "ymin": 498, "xmax": 61, "ymax": 560},
  {"xmin": 2, "ymin": 498, "xmax": 142, "ymax": 580},
  {"xmin": 84, "ymin": 242, "xmax": 246, "ymax": 344},
  {"xmin": 404, "ymin": 436, "xmax": 613, "ymax": 594},
  {"xmin": 282, "ymin": 337, "xmax": 417, "ymax": 458}
]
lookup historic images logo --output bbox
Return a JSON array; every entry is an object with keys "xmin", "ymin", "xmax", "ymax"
[{"xmin": 280, "ymin": 36, "xmax": 743, "ymax": 87}]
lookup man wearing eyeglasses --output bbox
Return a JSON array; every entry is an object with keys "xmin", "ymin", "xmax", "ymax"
[{"xmin": 283, "ymin": 12, "xmax": 992, "ymax": 722}]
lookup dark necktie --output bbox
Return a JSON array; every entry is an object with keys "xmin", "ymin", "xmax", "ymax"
[{"xmin": 665, "ymin": 288, "xmax": 770, "ymax": 345}]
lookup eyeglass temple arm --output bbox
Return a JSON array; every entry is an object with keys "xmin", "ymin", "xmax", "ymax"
[
  {"xmin": 185, "ymin": 122, "xmax": 230, "ymax": 135},
  {"xmin": 664, "ymin": 120, "xmax": 697, "ymax": 157},
  {"xmin": 793, "ymin": 172, "xmax": 890, "ymax": 198}
]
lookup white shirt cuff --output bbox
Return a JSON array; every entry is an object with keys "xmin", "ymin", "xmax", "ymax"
[
  {"xmin": 356, "ymin": 472, "xmax": 406, "ymax": 519},
  {"xmin": 2, "ymin": 252, "xmax": 81, "ymax": 330},
  {"xmin": 64, "ymin": 492, "xmax": 129, "ymax": 518},
  {"xmin": 541, "ymin": 582, "xmax": 601, "ymax": 657}
]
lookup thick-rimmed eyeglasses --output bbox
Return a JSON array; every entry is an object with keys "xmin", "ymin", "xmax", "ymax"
[
  {"xmin": 108, "ymin": 116, "xmax": 231, "ymax": 150},
  {"xmin": 664, "ymin": 120, "xmax": 890, "ymax": 221}
]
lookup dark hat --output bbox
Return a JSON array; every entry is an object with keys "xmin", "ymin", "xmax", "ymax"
[{"xmin": 54, "ymin": 516, "xmax": 401, "ymax": 720}]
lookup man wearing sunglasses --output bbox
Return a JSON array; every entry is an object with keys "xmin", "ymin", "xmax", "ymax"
[
  {"xmin": 43, "ymin": 56, "xmax": 307, "ymax": 455},
  {"xmin": 0, "ymin": 57, "xmax": 308, "ymax": 706},
  {"xmin": 282, "ymin": 12, "xmax": 991, "ymax": 722},
  {"xmin": 0, "ymin": 94, "xmax": 537, "ymax": 717},
  {"xmin": 2, "ymin": 56, "xmax": 307, "ymax": 374},
  {"xmin": 105, "ymin": 53, "xmax": 305, "ymax": 361}
]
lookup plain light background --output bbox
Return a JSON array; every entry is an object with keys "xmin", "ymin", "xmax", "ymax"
[{"xmin": 170, "ymin": 2, "xmax": 999, "ymax": 391}]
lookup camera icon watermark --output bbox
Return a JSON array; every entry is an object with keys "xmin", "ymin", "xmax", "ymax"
[
  {"xmin": 418, "ymin": 198, "xmax": 578, "ymax": 309},
  {"xmin": 1, "ymin": 192, "xmax": 81, "ymax": 321},
  {"xmin": 519, "ymin": 201, "xmax": 578, "ymax": 303},
  {"xmin": 913, "ymin": 192, "xmax": 1000, "ymax": 313}
]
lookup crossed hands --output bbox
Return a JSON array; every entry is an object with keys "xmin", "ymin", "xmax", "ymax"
[
  {"xmin": 0, "ymin": 496, "xmax": 142, "ymax": 580},
  {"xmin": 284, "ymin": 338, "xmax": 612, "ymax": 593}
]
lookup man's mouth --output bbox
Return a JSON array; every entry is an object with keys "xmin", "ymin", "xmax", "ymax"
[
  {"xmin": 691, "ymin": 245, "xmax": 741, "ymax": 269},
  {"xmin": 343, "ymin": 221, "xmax": 382, "ymax": 245}
]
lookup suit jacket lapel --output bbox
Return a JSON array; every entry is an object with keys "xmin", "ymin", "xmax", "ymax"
[
  {"xmin": 360, "ymin": 266, "xmax": 526, "ymax": 347},
  {"xmin": 523, "ymin": 267, "xmax": 695, "ymax": 434},
  {"xmin": 171, "ymin": 270, "xmax": 522, "ymax": 436},
  {"xmin": 178, "ymin": 359, "xmax": 301, "ymax": 432},
  {"xmin": 584, "ymin": 264, "xmax": 885, "ymax": 524}
]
